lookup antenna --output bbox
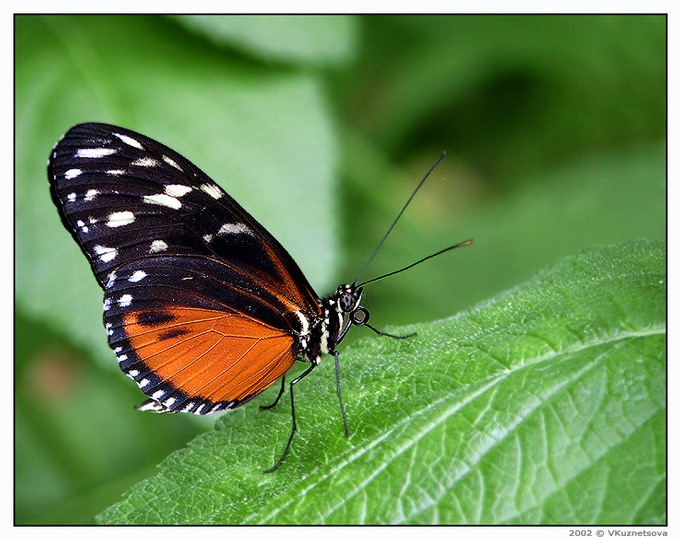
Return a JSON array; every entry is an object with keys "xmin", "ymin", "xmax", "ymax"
[
  {"xmin": 353, "ymin": 152, "xmax": 447, "ymax": 285},
  {"xmin": 357, "ymin": 239, "xmax": 473, "ymax": 287}
]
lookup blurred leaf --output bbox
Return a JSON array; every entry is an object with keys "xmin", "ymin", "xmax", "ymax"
[
  {"xmin": 14, "ymin": 308, "xmax": 205, "ymax": 524},
  {"xmin": 98, "ymin": 240, "xmax": 665, "ymax": 524},
  {"xmin": 15, "ymin": 15, "xmax": 340, "ymax": 362},
  {"xmin": 172, "ymin": 15, "xmax": 357, "ymax": 66},
  {"xmin": 344, "ymin": 16, "xmax": 665, "ymax": 180}
]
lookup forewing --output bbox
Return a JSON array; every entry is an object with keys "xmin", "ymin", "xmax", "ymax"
[{"xmin": 48, "ymin": 122, "xmax": 320, "ymax": 312}]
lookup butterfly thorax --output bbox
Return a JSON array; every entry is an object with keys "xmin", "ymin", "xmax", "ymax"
[{"xmin": 296, "ymin": 284, "xmax": 365, "ymax": 365}]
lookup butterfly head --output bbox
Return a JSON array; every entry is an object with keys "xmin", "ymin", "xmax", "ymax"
[
  {"xmin": 324, "ymin": 283, "xmax": 369, "ymax": 349},
  {"xmin": 336, "ymin": 283, "xmax": 358, "ymax": 310}
]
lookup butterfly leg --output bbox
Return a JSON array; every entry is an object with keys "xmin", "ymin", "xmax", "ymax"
[
  {"xmin": 334, "ymin": 351, "xmax": 350, "ymax": 437},
  {"xmin": 263, "ymin": 363, "xmax": 317, "ymax": 473},
  {"xmin": 365, "ymin": 322, "xmax": 416, "ymax": 340},
  {"xmin": 259, "ymin": 376, "xmax": 286, "ymax": 410}
]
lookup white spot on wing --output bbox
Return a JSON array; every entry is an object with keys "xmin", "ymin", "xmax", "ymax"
[
  {"xmin": 152, "ymin": 389, "xmax": 166, "ymax": 400},
  {"xmin": 217, "ymin": 222, "xmax": 252, "ymax": 236},
  {"xmin": 165, "ymin": 184, "xmax": 192, "ymax": 197},
  {"xmin": 164, "ymin": 397, "xmax": 176, "ymax": 408},
  {"xmin": 94, "ymin": 244, "xmax": 117, "ymax": 263},
  {"xmin": 203, "ymin": 234, "xmax": 213, "ymax": 243},
  {"xmin": 84, "ymin": 189, "xmax": 99, "ymax": 202},
  {"xmin": 137, "ymin": 400, "xmax": 165, "ymax": 412},
  {"xmin": 118, "ymin": 294, "xmax": 133, "ymax": 307},
  {"xmin": 149, "ymin": 240, "xmax": 168, "ymax": 253},
  {"xmin": 113, "ymin": 132, "xmax": 144, "ymax": 150},
  {"xmin": 107, "ymin": 169, "xmax": 125, "ymax": 176},
  {"xmin": 143, "ymin": 193, "xmax": 181, "ymax": 209},
  {"xmin": 117, "ymin": 354, "xmax": 128, "ymax": 363},
  {"xmin": 162, "ymin": 155, "xmax": 183, "ymax": 170},
  {"xmin": 106, "ymin": 271, "xmax": 117, "ymax": 288},
  {"xmin": 67, "ymin": 192, "xmax": 77, "ymax": 202},
  {"xmin": 200, "ymin": 183, "xmax": 223, "ymax": 199},
  {"xmin": 64, "ymin": 168, "xmax": 82, "ymax": 179},
  {"xmin": 128, "ymin": 270, "xmax": 147, "ymax": 282},
  {"xmin": 76, "ymin": 148, "xmax": 116, "ymax": 158},
  {"xmin": 106, "ymin": 211, "xmax": 136, "ymax": 227},
  {"xmin": 132, "ymin": 157, "xmax": 159, "ymax": 167},
  {"xmin": 139, "ymin": 378, "xmax": 150, "ymax": 388}
]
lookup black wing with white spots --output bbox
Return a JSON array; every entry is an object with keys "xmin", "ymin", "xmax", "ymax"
[
  {"xmin": 48, "ymin": 123, "xmax": 318, "ymax": 308},
  {"xmin": 48, "ymin": 123, "xmax": 322, "ymax": 414}
]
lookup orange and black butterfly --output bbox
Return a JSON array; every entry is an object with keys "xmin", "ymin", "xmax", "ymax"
[{"xmin": 48, "ymin": 123, "xmax": 471, "ymax": 471}]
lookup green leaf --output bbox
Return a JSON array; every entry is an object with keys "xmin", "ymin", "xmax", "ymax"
[
  {"xmin": 172, "ymin": 15, "xmax": 357, "ymax": 66},
  {"xmin": 347, "ymin": 16, "xmax": 665, "ymax": 179},
  {"xmin": 98, "ymin": 239, "xmax": 665, "ymax": 524}
]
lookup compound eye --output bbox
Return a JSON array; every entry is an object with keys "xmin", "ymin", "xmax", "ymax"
[
  {"xmin": 339, "ymin": 289, "xmax": 356, "ymax": 312},
  {"xmin": 351, "ymin": 306, "xmax": 370, "ymax": 326}
]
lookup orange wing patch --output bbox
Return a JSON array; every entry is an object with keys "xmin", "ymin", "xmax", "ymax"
[{"xmin": 123, "ymin": 307, "xmax": 296, "ymax": 404}]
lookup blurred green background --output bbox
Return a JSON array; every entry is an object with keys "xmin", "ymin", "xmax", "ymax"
[{"xmin": 14, "ymin": 15, "xmax": 665, "ymax": 524}]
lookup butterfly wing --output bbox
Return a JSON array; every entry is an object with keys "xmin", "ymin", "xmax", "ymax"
[{"xmin": 49, "ymin": 123, "xmax": 320, "ymax": 413}]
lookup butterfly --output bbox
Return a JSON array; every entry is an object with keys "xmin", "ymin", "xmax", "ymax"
[{"xmin": 48, "ymin": 122, "xmax": 472, "ymax": 471}]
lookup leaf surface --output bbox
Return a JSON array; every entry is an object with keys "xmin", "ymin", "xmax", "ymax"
[{"xmin": 99, "ymin": 240, "xmax": 666, "ymax": 524}]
